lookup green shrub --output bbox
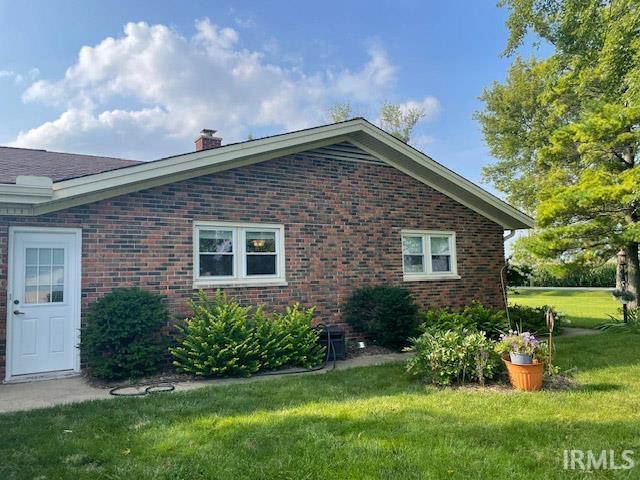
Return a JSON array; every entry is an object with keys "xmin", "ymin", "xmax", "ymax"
[
  {"xmin": 406, "ymin": 329, "xmax": 498, "ymax": 386},
  {"xmin": 272, "ymin": 304, "xmax": 325, "ymax": 368},
  {"xmin": 254, "ymin": 304, "xmax": 325, "ymax": 371},
  {"xmin": 171, "ymin": 290, "xmax": 261, "ymax": 377},
  {"xmin": 343, "ymin": 286, "xmax": 419, "ymax": 349},
  {"xmin": 253, "ymin": 307, "xmax": 292, "ymax": 371},
  {"xmin": 170, "ymin": 290, "xmax": 324, "ymax": 377},
  {"xmin": 521, "ymin": 263, "xmax": 616, "ymax": 287},
  {"xmin": 82, "ymin": 288, "xmax": 169, "ymax": 380},
  {"xmin": 418, "ymin": 302, "xmax": 508, "ymax": 340},
  {"xmin": 506, "ymin": 263, "xmax": 533, "ymax": 286},
  {"xmin": 507, "ymin": 304, "xmax": 563, "ymax": 335},
  {"xmin": 597, "ymin": 307, "xmax": 640, "ymax": 333}
]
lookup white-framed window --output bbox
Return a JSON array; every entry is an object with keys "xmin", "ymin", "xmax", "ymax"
[
  {"xmin": 401, "ymin": 230, "xmax": 459, "ymax": 281},
  {"xmin": 193, "ymin": 221, "xmax": 286, "ymax": 287}
]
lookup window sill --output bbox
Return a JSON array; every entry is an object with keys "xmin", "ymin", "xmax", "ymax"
[
  {"xmin": 403, "ymin": 274, "xmax": 461, "ymax": 282},
  {"xmin": 193, "ymin": 279, "xmax": 288, "ymax": 289}
]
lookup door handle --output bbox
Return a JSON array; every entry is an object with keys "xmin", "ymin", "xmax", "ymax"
[{"xmin": 13, "ymin": 310, "xmax": 25, "ymax": 315}]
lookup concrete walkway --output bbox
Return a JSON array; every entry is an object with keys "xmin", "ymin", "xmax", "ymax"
[
  {"xmin": 0, "ymin": 353, "xmax": 410, "ymax": 413},
  {"xmin": 559, "ymin": 327, "xmax": 601, "ymax": 337}
]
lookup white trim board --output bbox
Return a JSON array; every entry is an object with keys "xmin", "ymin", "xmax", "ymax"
[{"xmin": 0, "ymin": 119, "xmax": 533, "ymax": 230}]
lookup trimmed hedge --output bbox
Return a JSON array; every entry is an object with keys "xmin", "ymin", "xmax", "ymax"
[
  {"xmin": 343, "ymin": 286, "xmax": 420, "ymax": 349},
  {"xmin": 509, "ymin": 263, "xmax": 615, "ymax": 287},
  {"xmin": 82, "ymin": 288, "xmax": 169, "ymax": 380}
]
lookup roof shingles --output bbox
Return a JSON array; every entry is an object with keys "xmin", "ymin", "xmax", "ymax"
[{"xmin": 0, "ymin": 146, "xmax": 141, "ymax": 184}]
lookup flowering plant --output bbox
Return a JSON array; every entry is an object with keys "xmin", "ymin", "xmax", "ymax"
[{"xmin": 494, "ymin": 330, "xmax": 546, "ymax": 360}]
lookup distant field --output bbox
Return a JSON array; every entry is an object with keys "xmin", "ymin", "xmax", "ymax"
[{"xmin": 509, "ymin": 288, "xmax": 619, "ymax": 329}]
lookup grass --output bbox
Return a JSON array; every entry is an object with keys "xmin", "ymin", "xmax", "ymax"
[
  {"xmin": 2, "ymin": 333, "xmax": 640, "ymax": 479},
  {"xmin": 509, "ymin": 288, "xmax": 619, "ymax": 328}
]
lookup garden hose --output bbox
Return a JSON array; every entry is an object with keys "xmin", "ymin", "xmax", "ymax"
[
  {"xmin": 108, "ymin": 324, "xmax": 337, "ymax": 396},
  {"xmin": 109, "ymin": 382, "xmax": 175, "ymax": 396},
  {"xmin": 255, "ymin": 323, "xmax": 337, "ymax": 376}
]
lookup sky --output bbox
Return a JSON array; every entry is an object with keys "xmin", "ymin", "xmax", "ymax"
[{"xmin": 0, "ymin": 0, "xmax": 539, "ymax": 189}]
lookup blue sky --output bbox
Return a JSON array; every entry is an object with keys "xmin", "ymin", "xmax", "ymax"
[{"xmin": 0, "ymin": 0, "xmax": 534, "ymax": 188}]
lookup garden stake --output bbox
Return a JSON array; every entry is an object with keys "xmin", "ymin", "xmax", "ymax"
[
  {"xmin": 500, "ymin": 262, "xmax": 512, "ymax": 330},
  {"xmin": 545, "ymin": 309, "xmax": 555, "ymax": 375}
]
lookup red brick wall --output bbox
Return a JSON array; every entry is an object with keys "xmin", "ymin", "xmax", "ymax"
[{"xmin": 0, "ymin": 154, "xmax": 506, "ymax": 378}]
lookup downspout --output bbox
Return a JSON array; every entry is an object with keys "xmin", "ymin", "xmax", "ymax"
[{"xmin": 501, "ymin": 230, "xmax": 516, "ymax": 329}]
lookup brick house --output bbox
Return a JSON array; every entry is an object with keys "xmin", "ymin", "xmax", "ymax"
[{"xmin": 0, "ymin": 118, "xmax": 532, "ymax": 381}]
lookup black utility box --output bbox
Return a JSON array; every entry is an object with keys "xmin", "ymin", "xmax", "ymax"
[{"xmin": 318, "ymin": 326, "xmax": 346, "ymax": 360}]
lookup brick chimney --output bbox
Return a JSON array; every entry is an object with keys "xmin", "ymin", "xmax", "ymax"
[{"xmin": 195, "ymin": 129, "xmax": 222, "ymax": 151}]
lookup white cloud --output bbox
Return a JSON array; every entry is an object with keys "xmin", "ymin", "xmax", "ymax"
[
  {"xmin": 410, "ymin": 134, "xmax": 436, "ymax": 151},
  {"xmin": 0, "ymin": 67, "xmax": 39, "ymax": 84},
  {"xmin": 12, "ymin": 19, "xmax": 437, "ymax": 159},
  {"xmin": 398, "ymin": 97, "xmax": 440, "ymax": 121},
  {"xmin": 233, "ymin": 16, "xmax": 257, "ymax": 29},
  {"xmin": 334, "ymin": 46, "xmax": 397, "ymax": 102}
]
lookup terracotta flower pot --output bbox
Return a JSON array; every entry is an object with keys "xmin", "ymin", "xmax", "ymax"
[{"xmin": 503, "ymin": 358, "xmax": 544, "ymax": 391}]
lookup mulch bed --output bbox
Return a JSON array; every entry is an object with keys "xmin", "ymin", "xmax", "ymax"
[{"xmin": 346, "ymin": 344, "xmax": 396, "ymax": 358}]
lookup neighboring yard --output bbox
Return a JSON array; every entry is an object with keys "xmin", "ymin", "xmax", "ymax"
[
  {"xmin": 510, "ymin": 288, "xmax": 618, "ymax": 328},
  {"xmin": 1, "ymin": 332, "xmax": 639, "ymax": 479}
]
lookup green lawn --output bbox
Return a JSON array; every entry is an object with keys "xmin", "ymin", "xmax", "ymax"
[
  {"xmin": 510, "ymin": 288, "xmax": 619, "ymax": 328},
  {"xmin": 2, "ymin": 333, "xmax": 640, "ymax": 479}
]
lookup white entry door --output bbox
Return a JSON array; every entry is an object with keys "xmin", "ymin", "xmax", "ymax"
[{"xmin": 8, "ymin": 228, "xmax": 81, "ymax": 378}]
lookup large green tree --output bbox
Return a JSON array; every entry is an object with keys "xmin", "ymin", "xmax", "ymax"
[{"xmin": 477, "ymin": 0, "xmax": 640, "ymax": 302}]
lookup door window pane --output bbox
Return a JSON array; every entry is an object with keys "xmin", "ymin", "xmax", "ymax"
[
  {"xmin": 52, "ymin": 267, "xmax": 64, "ymax": 284},
  {"xmin": 25, "ymin": 267, "xmax": 38, "ymax": 286},
  {"xmin": 37, "ymin": 285, "xmax": 52, "ymax": 303},
  {"xmin": 25, "ymin": 286, "xmax": 38, "ymax": 304},
  {"xmin": 24, "ymin": 247, "xmax": 64, "ymax": 304},
  {"xmin": 26, "ymin": 248, "xmax": 38, "ymax": 265},
  {"xmin": 38, "ymin": 266, "xmax": 52, "ymax": 285},
  {"xmin": 52, "ymin": 248, "xmax": 64, "ymax": 265},
  {"xmin": 52, "ymin": 285, "xmax": 64, "ymax": 302},
  {"xmin": 38, "ymin": 248, "xmax": 52, "ymax": 265}
]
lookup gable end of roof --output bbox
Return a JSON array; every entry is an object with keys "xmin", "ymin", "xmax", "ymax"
[{"xmin": 0, "ymin": 119, "xmax": 533, "ymax": 229}]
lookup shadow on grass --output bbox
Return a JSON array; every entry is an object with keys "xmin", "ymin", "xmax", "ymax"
[{"xmin": 577, "ymin": 383, "xmax": 623, "ymax": 393}]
